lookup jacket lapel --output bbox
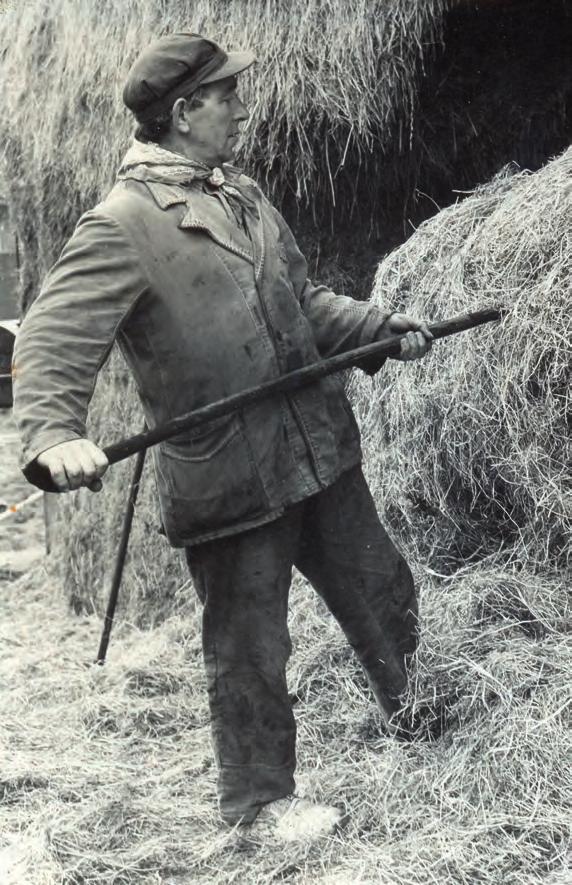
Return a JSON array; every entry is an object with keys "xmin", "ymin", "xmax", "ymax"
[
  {"xmin": 225, "ymin": 171, "xmax": 266, "ymax": 283},
  {"xmin": 143, "ymin": 180, "xmax": 255, "ymax": 266},
  {"xmin": 179, "ymin": 201, "xmax": 255, "ymax": 265},
  {"xmin": 243, "ymin": 198, "xmax": 266, "ymax": 283}
]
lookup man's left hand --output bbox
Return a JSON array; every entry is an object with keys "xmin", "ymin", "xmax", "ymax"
[{"xmin": 385, "ymin": 313, "xmax": 434, "ymax": 361}]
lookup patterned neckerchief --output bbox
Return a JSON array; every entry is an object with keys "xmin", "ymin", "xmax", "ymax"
[{"xmin": 117, "ymin": 139, "xmax": 257, "ymax": 231}]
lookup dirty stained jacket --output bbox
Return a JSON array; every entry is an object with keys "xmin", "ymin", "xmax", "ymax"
[{"xmin": 13, "ymin": 164, "xmax": 392, "ymax": 546}]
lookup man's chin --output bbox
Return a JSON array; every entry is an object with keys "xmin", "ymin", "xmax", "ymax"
[{"xmin": 220, "ymin": 152, "xmax": 237, "ymax": 167}]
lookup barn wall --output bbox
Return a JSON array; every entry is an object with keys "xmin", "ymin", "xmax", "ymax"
[{"xmin": 388, "ymin": 0, "xmax": 572, "ymax": 236}]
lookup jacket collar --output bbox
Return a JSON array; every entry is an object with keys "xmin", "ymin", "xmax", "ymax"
[
  {"xmin": 142, "ymin": 179, "xmax": 263, "ymax": 272},
  {"xmin": 143, "ymin": 181, "xmax": 188, "ymax": 210}
]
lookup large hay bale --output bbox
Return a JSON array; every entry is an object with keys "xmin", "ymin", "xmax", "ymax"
[{"xmin": 350, "ymin": 148, "xmax": 571, "ymax": 572}]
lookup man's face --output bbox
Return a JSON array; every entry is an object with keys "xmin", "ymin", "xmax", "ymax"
[{"xmin": 184, "ymin": 76, "xmax": 249, "ymax": 166}]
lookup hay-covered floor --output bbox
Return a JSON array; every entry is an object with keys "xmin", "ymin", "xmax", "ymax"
[{"xmin": 1, "ymin": 553, "xmax": 569, "ymax": 884}]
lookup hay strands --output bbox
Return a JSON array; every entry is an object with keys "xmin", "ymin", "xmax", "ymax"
[{"xmin": 24, "ymin": 308, "xmax": 502, "ymax": 494}]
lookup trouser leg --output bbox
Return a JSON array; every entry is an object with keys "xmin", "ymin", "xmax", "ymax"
[
  {"xmin": 185, "ymin": 509, "xmax": 303, "ymax": 825},
  {"xmin": 295, "ymin": 466, "xmax": 418, "ymax": 721}
]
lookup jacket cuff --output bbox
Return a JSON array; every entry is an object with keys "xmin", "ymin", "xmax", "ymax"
[
  {"xmin": 356, "ymin": 306, "xmax": 394, "ymax": 376},
  {"xmin": 20, "ymin": 430, "xmax": 84, "ymax": 473}
]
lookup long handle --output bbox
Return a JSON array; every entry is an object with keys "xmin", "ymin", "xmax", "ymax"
[
  {"xmin": 95, "ymin": 445, "xmax": 146, "ymax": 664},
  {"xmin": 24, "ymin": 308, "xmax": 501, "ymax": 493}
]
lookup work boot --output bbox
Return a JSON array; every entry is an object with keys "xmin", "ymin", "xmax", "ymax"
[{"xmin": 244, "ymin": 795, "xmax": 345, "ymax": 843}]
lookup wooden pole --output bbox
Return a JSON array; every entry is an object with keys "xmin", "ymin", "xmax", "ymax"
[
  {"xmin": 24, "ymin": 308, "xmax": 501, "ymax": 493},
  {"xmin": 95, "ymin": 446, "xmax": 146, "ymax": 665}
]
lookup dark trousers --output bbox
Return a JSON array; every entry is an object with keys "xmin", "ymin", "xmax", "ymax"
[{"xmin": 185, "ymin": 466, "xmax": 417, "ymax": 824}]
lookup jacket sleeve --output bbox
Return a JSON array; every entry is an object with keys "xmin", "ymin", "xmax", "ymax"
[
  {"xmin": 269, "ymin": 206, "xmax": 394, "ymax": 374},
  {"xmin": 12, "ymin": 207, "xmax": 148, "ymax": 469}
]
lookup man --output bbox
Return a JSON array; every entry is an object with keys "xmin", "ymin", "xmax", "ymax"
[{"xmin": 13, "ymin": 33, "xmax": 433, "ymax": 840}]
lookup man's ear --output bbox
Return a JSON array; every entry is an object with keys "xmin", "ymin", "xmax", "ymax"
[{"xmin": 171, "ymin": 97, "xmax": 191, "ymax": 134}]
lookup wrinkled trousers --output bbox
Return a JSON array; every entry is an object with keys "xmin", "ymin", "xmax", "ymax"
[{"xmin": 185, "ymin": 466, "xmax": 418, "ymax": 825}]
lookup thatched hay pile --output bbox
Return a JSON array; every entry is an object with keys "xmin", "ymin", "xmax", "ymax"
[
  {"xmin": 0, "ymin": 0, "xmax": 447, "ymax": 309},
  {"xmin": 350, "ymin": 148, "xmax": 572, "ymax": 573}
]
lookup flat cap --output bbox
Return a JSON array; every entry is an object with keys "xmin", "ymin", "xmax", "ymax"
[{"xmin": 123, "ymin": 32, "xmax": 255, "ymax": 123}]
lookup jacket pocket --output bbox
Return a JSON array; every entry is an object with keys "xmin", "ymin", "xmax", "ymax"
[
  {"xmin": 156, "ymin": 413, "xmax": 269, "ymax": 540},
  {"xmin": 161, "ymin": 413, "xmax": 240, "ymax": 462}
]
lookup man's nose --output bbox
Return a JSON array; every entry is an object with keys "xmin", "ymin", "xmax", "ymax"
[{"xmin": 234, "ymin": 98, "xmax": 249, "ymax": 121}]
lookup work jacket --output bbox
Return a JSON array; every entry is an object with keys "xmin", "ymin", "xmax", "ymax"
[{"xmin": 13, "ymin": 165, "xmax": 391, "ymax": 546}]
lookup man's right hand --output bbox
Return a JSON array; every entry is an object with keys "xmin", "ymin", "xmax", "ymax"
[{"xmin": 35, "ymin": 439, "xmax": 109, "ymax": 492}]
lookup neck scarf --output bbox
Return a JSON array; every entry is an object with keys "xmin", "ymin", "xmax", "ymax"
[{"xmin": 117, "ymin": 140, "xmax": 256, "ymax": 231}]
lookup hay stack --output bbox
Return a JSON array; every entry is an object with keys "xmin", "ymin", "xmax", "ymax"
[{"xmin": 350, "ymin": 148, "xmax": 571, "ymax": 572}]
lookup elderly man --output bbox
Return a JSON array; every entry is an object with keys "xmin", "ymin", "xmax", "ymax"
[{"xmin": 13, "ymin": 33, "xmax": 433, "ymax": 839}]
